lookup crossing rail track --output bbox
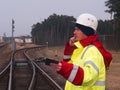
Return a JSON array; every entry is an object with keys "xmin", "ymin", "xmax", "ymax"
[
  {"xmin": 0, "ymin": 42, "xmax": 6, "ymax": 49},
  {"xmin": 12, "ymin": 49, "xmax": 35, "ymax": 90},
  {"xmin": 24, "ymin": 46, "xmax": 64, "ymax": 90},
  {"xmin": 0, "ymin": 45, "xmax": 65, "ymax": 90},
  {"xmin": 0, "ymin": 42, "xmax": 12, "ymax": 90}
]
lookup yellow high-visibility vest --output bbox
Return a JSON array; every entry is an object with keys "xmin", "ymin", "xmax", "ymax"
[{"xmin": 65, "ymin": 41, "xmax": 105, "ymax": 90}]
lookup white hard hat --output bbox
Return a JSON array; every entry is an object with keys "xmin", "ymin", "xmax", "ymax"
[{"xmin": 76, "ymin": 13, "xmax": 98, "ymax": 31}]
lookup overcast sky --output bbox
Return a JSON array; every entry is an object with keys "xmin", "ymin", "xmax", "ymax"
[{"xmin": 0, "ymin": 0, "xmax": 110, "ymax": 37}]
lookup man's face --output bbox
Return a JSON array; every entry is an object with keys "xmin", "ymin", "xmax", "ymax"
[{"xmin": 73, "ymin": 27, "xmax": 87, "ymax": 41}]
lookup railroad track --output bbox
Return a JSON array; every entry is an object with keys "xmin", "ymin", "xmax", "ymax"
[
  {"xmin": 0, "ymin": 46, "xmax": 64, "ymax": 90},
  {"xmin": 0, "ymin": 62, "xmax": 10, "ymax": 90},
  {"xmin": 0, "ymin": 42, "xmax": 7, "ymax": 47},
  {"xmin": 0, "ymin": 42, "xmax": 11, "ymax": 90},
  {"xmin": 12, "ymin": 49, "xmax": 35, "ymax": 90},
  {"xmin": 25, "ymin": 47, "xmax": 64, "ymax": 90}
]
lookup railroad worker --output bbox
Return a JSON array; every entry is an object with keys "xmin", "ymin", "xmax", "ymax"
[{"xmin": 50, "ymin": 13, "xmax": 112, "ymax": 90}]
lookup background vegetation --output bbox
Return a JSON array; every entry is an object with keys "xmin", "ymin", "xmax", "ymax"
[{"xmin": 31, "ymin": 0, "xmax": 120, "ymax": 51}]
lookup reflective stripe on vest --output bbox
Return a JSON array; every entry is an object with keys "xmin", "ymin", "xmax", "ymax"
[
  {"xmin": 82, "ymin": 45, "xmax": 105, "ymax": 86},
  {"xmin": 84, "ymin": 61, "xmax": 99, "ymax": 73},
  {"xmin": 94, "ymin": 81, "xmax": 105, "ymax": 86},
  {"xmin": 81, "ymin": 45, "xmax": 93, "ymax": 59},
  {"xmin": 63, "ymin": 55, "xmax": 71, "ymax": 59},
  {"xmin": 68, "ymin": 65, "xmax": 78, "ymax": 82}
]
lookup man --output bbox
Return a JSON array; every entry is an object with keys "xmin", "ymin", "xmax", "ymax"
[{"xmin": 50, "ymin": 13, "xmax": 112, "ymax": 90}]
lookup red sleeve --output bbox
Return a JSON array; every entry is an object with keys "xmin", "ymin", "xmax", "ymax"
[
  {"xmin": 64, "ymin": 41, "xmax": 76, "ymax": 55},
  {"xmin": 57, "ymin": 61, "xmax": 84, "ymax": 85},
  {"xmin": 57, "ymin": 61, "xmax": 73, "ymax": 79},
  {"xmin": 63, "ymin": 41, "xmax": 76, "ymax": 62}
]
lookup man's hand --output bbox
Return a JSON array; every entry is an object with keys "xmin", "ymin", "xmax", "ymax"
[
  {"xmin": 50, "ymin": 63, "xmax": 62, "ymax": 71},
  {"xmin": 69, "ymin": 37, "xmax": 76, "ymax": 46}
]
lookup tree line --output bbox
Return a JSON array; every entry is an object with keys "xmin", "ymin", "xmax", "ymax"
[
  {"xmin": 31, "ymin": 0, "xmax": 120, "ymax": 50},
  {"xmin": 105, "ymin": 0, "xmax": 120, "ymax": 50},
  {"xmin": 105, "ymin": 0, "xmax": 120, "ymax": 35},
  {"xmin": 31, "ymin": 14, "xmax": 76, "ymax": 46}
]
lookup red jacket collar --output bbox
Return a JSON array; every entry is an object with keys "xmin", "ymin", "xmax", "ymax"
[{"xmin": 80, "ymin": 35, "xmax": 112, "ymax": 69}]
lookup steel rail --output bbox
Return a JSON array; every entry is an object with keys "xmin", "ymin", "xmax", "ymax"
[
  {"xmin": 28, "ymin": 60, "xmax": 36, "ymax": 90},
  {"xmin": 24, "ymin": 48, "xmax": 63, "ymax": 90},
  {"xmin": 24, "ymin": 50, "xmax": 36, "ymax": 90},
  {"xmin": 8, "ymin": 52, "xmax": 14, "ymax": 90},
  {"xmin": 32, "ymin": 60, "xmax": 63, "ymax": 90},
  {"xmin": 0, "ymin": 61, "xmax": 10, "ymax": 77}
]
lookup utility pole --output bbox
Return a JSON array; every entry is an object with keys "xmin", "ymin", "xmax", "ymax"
[
  {"xmin": 46, "ymin": 41, "xmax": 48, "ymax": 49},
  {"xmin": 12, "ymin": 19, "xmax": 16, "ymax": 51}
]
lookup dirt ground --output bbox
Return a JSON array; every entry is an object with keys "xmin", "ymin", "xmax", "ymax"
[{"xmin": 106, "ymin": 52, "xmax": 120, "ymax": 90}]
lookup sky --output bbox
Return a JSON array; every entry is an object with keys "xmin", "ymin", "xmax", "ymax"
[{"xmin": 0, "ymin": 0, "xmax": 110, "ymax": 37}]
